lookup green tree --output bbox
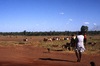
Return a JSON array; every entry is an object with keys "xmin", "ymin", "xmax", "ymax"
[
  {"xmin": 81, "ymin": 25, "xmax": 88, "ymax": 34},
  {"xmin": 23, "ymin": 30, "xmax": 27, "ymax": 35}
]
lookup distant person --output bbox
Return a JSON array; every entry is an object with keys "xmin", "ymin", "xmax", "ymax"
[
  {"xmin": 70, "ymin": 34, "xmax": 76, "ymax": 51},
  {"xmin": 75, "ymin": 32, "xmax": 85, "ymax": 62}
]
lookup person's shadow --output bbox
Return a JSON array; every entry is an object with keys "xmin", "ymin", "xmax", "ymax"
[
  {"xmin": 90, "ymin": 62, "xmax": 96, "ymax": 66},
  {"xmin": 39, "ymin": 58, "xmax": 76, "ymax": 63}
]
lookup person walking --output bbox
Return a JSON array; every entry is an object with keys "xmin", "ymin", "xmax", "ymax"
[
  {"xmin": 75, "ymin": 32, "xmax": 85, "ymax": 62},
  {"xmin": 70, "ymin": 34, "xmax": 76, "ymax": 51}
]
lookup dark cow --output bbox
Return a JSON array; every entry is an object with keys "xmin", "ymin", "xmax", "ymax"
[
  {"xmin": 23, "ymin": 38, "xmax": 28, "ymax": 41},
  {"xmin": 88, "ymin": 42, "xmax": 96, "ymax": 46},
  {"xmin": 62, "ymin": 43, "xmax": 71, "ymax": 51},
  {"xmin": 43, "ymin": 38, "xmax": 48, "ymax": 42}
]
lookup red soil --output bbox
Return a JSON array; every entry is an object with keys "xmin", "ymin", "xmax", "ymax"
[{"xmin": 0, "ymin": 45, "xmax": 99, "ymax": 66}]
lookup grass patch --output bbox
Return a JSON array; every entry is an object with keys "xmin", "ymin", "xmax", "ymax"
[
  {"xmin": 39, "ymin": 40, "xmax": 70, "ymax": 51},
  {"xmin": 0, "ymin": 36, "xmax": 99, "ymax": 54}
]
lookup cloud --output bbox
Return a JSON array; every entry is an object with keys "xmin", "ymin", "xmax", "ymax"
[
  {"xmin": 66, "ymin": 22, "xmax": 69, "ymax": 25},
  {"xmin": 93, "ymin": 23, "xmax": 97, "ymax": 25},
  {"xmin": 84, "ymin": 22, "xmax": 89, "ymax": 25},
  {"xmin": 66, "ymin": 18, "xmax": 73, "ymax": 24},
  {"xmin": 59, "ymin": 12, "xmax": 64, "ymax": 15},
  {"xmin": 69, "ymin": 19, "xmax": 73, "ymax": 22}
]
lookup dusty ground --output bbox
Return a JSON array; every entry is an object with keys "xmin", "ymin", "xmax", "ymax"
[{"xmin": 0, "ymin": 45, "xmax": 100, "ymax": 66}]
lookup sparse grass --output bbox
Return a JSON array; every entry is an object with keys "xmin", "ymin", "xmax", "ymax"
[
  {"xmin": 84, "ymin": 36, "xmax": 100, "ymax": 54},
  {"xmin": 0, "ymin": 35, "xmax": 99, "ymax": 54},
  {"xmin": 39, "ymin": 40, "xmax": 70, "ymax": 51},
  {"xmin": 0, "ymin": 41, "xmax": 18, "ymax": 46}
]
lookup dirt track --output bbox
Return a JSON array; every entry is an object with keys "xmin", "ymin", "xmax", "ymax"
[{"xmin": 0, "ymin": 45, "xmax": 100, "ymax": 66}]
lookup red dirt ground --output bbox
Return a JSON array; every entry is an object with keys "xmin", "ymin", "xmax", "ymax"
[{"xmin": 0, "ymin": 45, "xmax": 99, "ymax": 66}]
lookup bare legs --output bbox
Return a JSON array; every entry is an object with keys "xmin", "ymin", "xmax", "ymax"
[{"xmin": 75, "ymin": 50, "xmax": 82, "ymax": 62}]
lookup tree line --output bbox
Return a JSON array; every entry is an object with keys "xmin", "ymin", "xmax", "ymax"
[
  {"xmin": 0, "ymin": 30, "xmax": 99, "ymax": 36},
  {"xmin": 0, "ymin": 26, "xmax": 99, "ymax": 36}
]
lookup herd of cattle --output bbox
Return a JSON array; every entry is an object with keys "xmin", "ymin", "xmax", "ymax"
[
  {"xmin": 43, "ymin": 37, "xmax": 70, "ymax": 41},
  {"xmin": 22, "ymin": 36, "xmax": 96, "ymax": 49},
  {"xmin": 43, "ymin": 37, "xmax": 97, "ymax": 45},
  {"xmin": 43, "ymin": 36, "xmax": 97, "ymax": 51}
]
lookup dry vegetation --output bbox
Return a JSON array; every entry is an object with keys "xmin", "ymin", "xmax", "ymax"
[{"xmin": 0, "ymin": 35, "xmax": 100, "ymax": 54}]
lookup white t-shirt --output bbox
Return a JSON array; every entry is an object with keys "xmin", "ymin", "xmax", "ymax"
[{"xmin": 77, "ymin": 35, "xmax": 85, "ymax": 52}]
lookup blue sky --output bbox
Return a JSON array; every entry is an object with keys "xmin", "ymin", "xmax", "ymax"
[{"xmin": 0, "ymin": 0, "xmax": 100, "ymax": 32}]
